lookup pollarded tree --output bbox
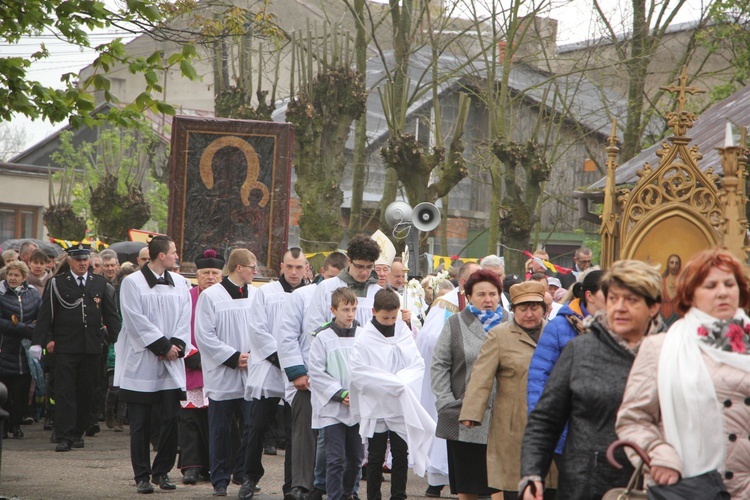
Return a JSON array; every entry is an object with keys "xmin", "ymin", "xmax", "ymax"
[{"xmin": 285, "ymin": 26, "xmax": 367, "ymax": 252}]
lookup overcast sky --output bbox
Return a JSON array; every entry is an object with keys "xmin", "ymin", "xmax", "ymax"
[{"xmin": 2, "ymin": 0, "xmax": 708, "ymax": 159}]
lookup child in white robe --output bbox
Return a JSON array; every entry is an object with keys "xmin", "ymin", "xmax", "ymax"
[
  {"xmin": 350, "ymin": 289, "xmax": 436, "ymax": 500},
  {"xmin": 309, "ymin": 287, "xmax": 363, "ymax": 500}
]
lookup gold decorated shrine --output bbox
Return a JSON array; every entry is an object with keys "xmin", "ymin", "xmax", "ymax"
[{"xmin": 599, "ymin": 67, "xmax": 748, "ymax": 270}]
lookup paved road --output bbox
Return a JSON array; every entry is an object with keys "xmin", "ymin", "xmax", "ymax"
[{"xmin": 0, "ymin": 422, "xmax": 437, "ymax": 500}]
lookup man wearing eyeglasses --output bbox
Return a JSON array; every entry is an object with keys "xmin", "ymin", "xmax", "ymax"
[
  {"xmin": 560, "ymin": 246, "xmax": 595, "ymax": 289},
  {"xmin": 303, "ymin": 235, "xmax": 382, "ymax": 339}
]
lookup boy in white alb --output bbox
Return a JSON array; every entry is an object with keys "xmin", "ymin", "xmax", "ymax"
[
  {"xmin": 350, "ymin": 289, "xmax": 436, "ymax": 500},
  {"xmin": 309, "ymin": 287, "xmax": 363, "ymax": 500}
]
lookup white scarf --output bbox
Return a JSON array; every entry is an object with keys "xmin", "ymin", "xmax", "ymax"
[{"xmin": 658, "ymin": 307, "xmax": 750, "ymax": 478}]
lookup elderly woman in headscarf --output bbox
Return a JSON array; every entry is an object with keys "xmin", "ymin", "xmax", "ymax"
[
  {"xmin": 617, "ymin": 249, "xmax": 749, "ymax": 498},
  {"xmin": 519, "ymin": 260, "xmax": 664, "ymax": 500}
]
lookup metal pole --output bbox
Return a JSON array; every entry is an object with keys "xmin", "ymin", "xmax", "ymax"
[{"xmin": 409, "ymin": 226, "xmax": 420, "ymax": 277}]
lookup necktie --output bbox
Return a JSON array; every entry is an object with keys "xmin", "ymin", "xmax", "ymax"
[
  {"xmin": 156, "ymin": 276, "xmax": 166, "ymax": 285},
  {"xmin": 78, "ymin": 276, "xmax": 85, "ymax": 291}
]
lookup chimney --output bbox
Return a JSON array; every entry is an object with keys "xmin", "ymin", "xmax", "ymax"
[{"xmin": 515, "ymin": 15, "xmax": 558, "ymax": 68}]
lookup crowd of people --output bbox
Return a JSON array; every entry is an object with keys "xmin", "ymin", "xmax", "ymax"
[{"xmin": 0, "ymin": 236, "xmax": 748, "ymax": 500}]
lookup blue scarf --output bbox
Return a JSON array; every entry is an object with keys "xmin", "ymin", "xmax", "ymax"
[{"xmin": 467, "ymin": 304, "xmax": 504, "ymax": 332}]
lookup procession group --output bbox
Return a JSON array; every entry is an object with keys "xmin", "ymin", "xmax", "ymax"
[{"xmin": 0, "ymin": 231, "xmax": 748, "ymax": 500}]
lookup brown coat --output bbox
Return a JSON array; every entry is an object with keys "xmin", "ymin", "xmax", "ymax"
[
  {"xmin": 616, "ymin": 333, "xmax": 750, "ymax": 497},
  {"xmin": 459, "ymin": 319, "xmax": 555, "ymax": 491}
]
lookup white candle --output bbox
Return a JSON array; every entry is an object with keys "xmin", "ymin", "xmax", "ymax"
[{"xmin": 725, "ymin": 123, "xmax": 734, "ymax": 147}]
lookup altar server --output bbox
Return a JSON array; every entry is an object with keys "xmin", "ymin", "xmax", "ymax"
[
  {"xmin": 350, "ymin": 289, "xmax": 436, "ymax": 500},
  {"xmin": 277, "ymin": 251, "xmax": 347, "ymax": 500},
  {"xmin": 195, "ymin": 248, "xmax": 258, "ymax": 497},
  {"xmin": 240, "ymin": 248, "xmax": 309, "ymax": 500},
  {"xmin": 117, "ymin": 235, "xmax": 191, "ymax": 494},
  {"xmin": 304, "ymin": 236, "xmax": 382, "ymax": 339}
]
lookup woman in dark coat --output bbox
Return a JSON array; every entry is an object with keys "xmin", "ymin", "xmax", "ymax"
[
  {"xmin": 519, "ymin": 260, "xmax": 664, "ymax": 500},
  {"xmin": 0, "ymin": 260, "xmax": 42, "ymax": 438}
]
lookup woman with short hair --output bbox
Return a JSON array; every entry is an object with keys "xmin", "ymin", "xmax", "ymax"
[
  {"xmin": 0, "ymin": 260, "xmax": 42, "ymax": 438},
  {"xmin": 460, "ymin": 280, "xmax": 554, "ymax": 499},
  {"xmin": 431, "ymin": 269, "xmax": 508, "ymax": 500},
  {"xmin": 519, "ymin": 260, "xmax": 664, "ymax": 499},
  {"xmin": 617, "ymin": 249, "xmax": 749, "ymax": 498}
]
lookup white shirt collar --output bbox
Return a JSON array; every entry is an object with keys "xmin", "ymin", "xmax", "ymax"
[{"xmin": 71, "ymin": 271, "xmax": 88, "ymax": 282}]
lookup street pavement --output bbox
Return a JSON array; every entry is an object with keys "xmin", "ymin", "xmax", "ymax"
[{"xmin": 0, "ymin": 422, "xmax": 436, "ymax": 499}]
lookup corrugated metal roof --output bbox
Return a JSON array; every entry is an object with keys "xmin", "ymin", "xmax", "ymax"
[
  {"xmin": 587, "ymin": 83, "xmax": 750, "ymax": 190},
  {"xmin": 272, "ymin": 45, "xmax": 630, "ymax": 148}
]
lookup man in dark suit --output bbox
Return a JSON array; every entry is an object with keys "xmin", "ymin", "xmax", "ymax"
[{"xmin": 30, "ymin": 243, "xmax": 121, "ymax": 452}]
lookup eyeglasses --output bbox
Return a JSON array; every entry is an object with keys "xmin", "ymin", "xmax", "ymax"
[
  {"xmin": 239, "ymin": 264, "xmax": 257, "ymax": 271},
  {"xmin": 577, "ymin": 259, "xmax": 592, "ymax": 264},
  {"xmin": 350, "ymin": 261, "xmax": 375, "ymax": 272}
]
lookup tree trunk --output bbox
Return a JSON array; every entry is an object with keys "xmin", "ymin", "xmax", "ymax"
[
  {"xmin": 349, "ymin": 0, "xmax": 368, "ymax": 237},
  {"xmin": 621, "ymin": 0, "xmax": 649, "ymax": 161}
]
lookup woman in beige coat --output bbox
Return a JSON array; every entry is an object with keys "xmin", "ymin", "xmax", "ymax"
[
  {"xmin": 617, "ymin": 249, "xmax": 750, "ymax": 498},
  {"xmin": 459, "ymin": 281, "xmax": 554, "ymax": 499}
]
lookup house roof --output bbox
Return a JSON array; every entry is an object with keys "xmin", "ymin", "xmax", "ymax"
[
  {"xmin": 585, "ymin": 83, "xmax": 750, "ymax": 191},
  {"xmin": 271, "ymin": 45, "xmax": 630, "ymax": 150}
]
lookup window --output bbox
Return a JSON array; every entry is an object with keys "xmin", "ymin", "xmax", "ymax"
[{"xmin": 0, "ymin": 205, "xmax": 38, "ymax": 241}]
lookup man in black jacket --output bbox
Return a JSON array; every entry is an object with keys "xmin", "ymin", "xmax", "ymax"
[{"xmin": 30, "ymin": 243, "xmax": 121, "ymax": 452}]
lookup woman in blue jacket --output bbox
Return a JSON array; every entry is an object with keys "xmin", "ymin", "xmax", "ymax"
[{"xmin": 526, "ymin": 270, "xmax": 604, "ymax": 455}]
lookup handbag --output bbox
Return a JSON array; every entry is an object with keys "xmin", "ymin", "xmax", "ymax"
[
  {"xmin": 602, "ymin": 440, "xmax": 649, "ymax": 500},
  {"xmin": 602, "ymin": 440, "xmax": 730, "ymax": 500}
]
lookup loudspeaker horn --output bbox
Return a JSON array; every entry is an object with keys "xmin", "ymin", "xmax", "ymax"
[
  {"xmin": 412, "ymin": 202, "xmax": 441, "ymax": 232},
  {"xmin": 384, "ymin": 201, "xmax": 413, "ymax": 227}
]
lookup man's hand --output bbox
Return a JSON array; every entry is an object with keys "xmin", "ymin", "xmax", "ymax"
[
  {"xmin": 293, "ymin": 375, "xmax": 310, "ymax": 391},
  {"xmin": 160, "ymin": 345, "xmax": 180, "ymax": 361},
  {"xmin": 46, "ymin": 341, "xmax": 55, "ymax": 354},
  {"xmin": 401, "ymin": 309, "xmax": 412, "ymax": 325},
  {"xmin": 238, "ymin": 353, "xmax": 249, "ymax": 370},
  {"xmin": 651, "ymin": 466, "xmax": 680, "ymax": 486},
  {"xmin": 342, "ymin": 395, "xmax": 350, "ymax": 406}
]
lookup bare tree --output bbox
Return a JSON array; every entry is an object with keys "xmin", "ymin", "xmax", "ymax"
[{"xmin": 0, "ymin": 123, "xmax": 28, "ymax": 162}]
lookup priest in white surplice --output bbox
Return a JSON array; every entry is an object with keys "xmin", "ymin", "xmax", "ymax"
[
  {"xmin": 350, "ymin": 289, "xmax": 436, "ymax": 500},
  {"xmin": 194, "ymin": 249, "xmax": 258, "ymax": 497},
  {"xmin": 240, "ymin": 248, "xmax": 310, "ymax": 500},
  {"xmin": 416, "ymin": 261, "xmax": 478, "ymax": 496},
  {"xmin": 117, "ymin": 235, "xmax": 191, "ymax": 494}
]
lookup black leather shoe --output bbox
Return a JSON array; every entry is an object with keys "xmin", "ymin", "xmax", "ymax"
[
  {"xmin": 212, "ymin": 484, "xmax": 227, "ymax": 496},
  {"xmin": 152, "ymin": 474, "xmax": 177, "ymax": 490},
  {"xmin": 238, "ymin": 479, "xmax": 257, "ymax": 500},
  {"xmin": 425, "ymin": 485, "xmax": 444, "ymax": 498},
  {"xmin": 137, "ymin": 480, "xmax": 154, "ymax": 494},
  {"xmin": 73, "ymin": 438, "xmax": 84, "ymax": 448},
  {"xmin": 55, "ymin": 440, "xmax": 72, "ymax": 452},
  {"xmin": 183, "ymin": 468, "xmax": 200, "ymax": 485},
  {"xmin": 85, "ymin": 424, "xmax": 100, "ymax": 436},
  {"xmin": 307, "ymin": 487, "xmax": 324, "ymax": 500},
  {"xmin": 284, "ymin": 486, "xmax": 306, "ymax": 500}
]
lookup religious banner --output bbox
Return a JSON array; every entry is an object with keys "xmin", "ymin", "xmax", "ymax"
[{"xmin": 167, "ymin": 116, "xmax": 293, "ymax": 271}]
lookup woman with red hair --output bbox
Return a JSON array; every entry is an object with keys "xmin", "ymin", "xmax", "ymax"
[{"xmin": 617, "ymin": 248, "xmax": 750, "ymax": 498}]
